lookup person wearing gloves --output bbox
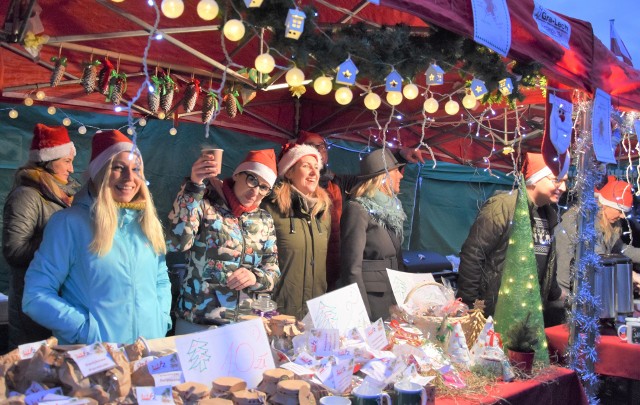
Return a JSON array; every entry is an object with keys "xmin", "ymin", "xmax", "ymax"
[
  {"xmin": 340, "ymin": 148, "xmax": 408, "ymax": 321},
  {"xmin": 167, "ymin": 149, "xmax": 281, "ymax": 334},
  {"xmin": 456, "ymin": 152, "xmax": 568, "ymax": 327},
  {"xmin": 3, "ymin": 123, "xmax": 80, "ymax": 349},
  {"xmin": 263, "ymin": 143, "xmax": 332, "ymax": 319},
  {"xmin": 556, "ymin": 176, "xmax": 640, "ymax": 294},
  {"xmin": 23, "ymin": 130, "xmax": 171, "ymax": 344}
]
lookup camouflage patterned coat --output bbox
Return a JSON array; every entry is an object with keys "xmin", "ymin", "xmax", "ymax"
[{"xmin": 167, "ymin": 180, "xmax": 280, "ymax": 324}]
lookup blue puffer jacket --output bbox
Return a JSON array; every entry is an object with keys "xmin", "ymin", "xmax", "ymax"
[{"xmin": 23, "ymin": 187, "xmax": 172, "ymax": 344}]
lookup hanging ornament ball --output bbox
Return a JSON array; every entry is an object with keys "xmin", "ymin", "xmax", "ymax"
[
  {"xmin": 386, "ymin": 91, "xmax": 403, "ymax": 106},
  {"xmin": 255, "ymin": 53, "xmax": 275, "ymax": 74},
  {"xmin": 47, "ymin": 106, "xmax": 56, "ymax": 115},
  {"xmin": 8, "ymin": 109, "xmax": 18, "ymax": 119},
  {"xmin": 169, "ymin": 127, "xmax": 178, "ymax": 136},
  {"xmin": 285, "ymin": 67, "xmax": 305, "ymax": 87},
  {"xmin": 36, "ymin": 90, "xmax": 46, "ymax": 100},
  {"xmin": 335, "ymin": 86, "xmax": 353, "ymax": 105},
  {"xmin": 24, "ymin": 97, "xmax": 34, "ymax": 106},
  {"xmin": 62, "ymin": 117, "xmax": 72, "ymax": 126},
  {"xmin": 161, "ymin": 0, "xmax": 185, "ymax": 19},
  {"xmin": 462, "ymin": 93, "xmax": 477, "ymax": 109},
  {"xmin": 157, "ymin": 111, "xmax": 166, "ymax": 120},
  {"xmin": 313, "ymin": 76, "xmax": 333, "ymax": 95},
  {"xmin": 139, "ymin": 118, "xmax": 147, "ymax": 127},
  {"xmin": 402, "ymin": 83, "xmax": 419, "ymax": 100},
  {"xmin": 127, "ymin": 127, "xmax": 134, "ymax": 135},
  {"xmin": 223, "ymin": 19, "xmax": 245, "ymax": 42},
  {"xmin": 423, "ymin": 97, "xmax": 439, "ymax": 114},
  {"xmin": 78, "ymin": 126, "xmax": 87, "ymax": 135},
  {"xmin": 197, "ymin": 0, "xmax": 219, "ymax": 21},
  {"xmin": 364, "ymin": 92, "xmax": 381, "ymax": 110},
  {"xmin": 445, "ymin": 99, "xmax": 460, "ymax": 115}
]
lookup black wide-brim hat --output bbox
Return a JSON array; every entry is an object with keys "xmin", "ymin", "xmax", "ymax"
[{"xmin": 357, "ymin": 148, "xmax": 405, "ymax": 180}]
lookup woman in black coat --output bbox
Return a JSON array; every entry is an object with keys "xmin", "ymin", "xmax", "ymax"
[{"xmin": 340, "ymin": 148, "xmax": 407, "ymax": 321}]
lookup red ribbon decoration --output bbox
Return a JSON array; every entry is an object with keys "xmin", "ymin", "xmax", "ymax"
[{"xmin": 487, "ymin": 330, "xmax": 503, "ymax": 348}]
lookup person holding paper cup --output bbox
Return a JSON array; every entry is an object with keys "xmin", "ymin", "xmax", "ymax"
[
  {"xmin": 167, "ymin": 149, "xmax": 281, "ymax": 333},
  {"xmin": 22, "ymin": 130, "xmax": 171, "ymax": 344},
  {"xmin": 340, "ymin": 148, "xmax": 408, "ymax": 322}
]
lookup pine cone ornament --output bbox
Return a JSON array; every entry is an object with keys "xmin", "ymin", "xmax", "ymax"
[
  {"xmin": 160, "ymin": 75, "xmax": 176, "ymax": 113},
  {"xmin": 50, "ymin": 56, "xmax": 67, "ymax": 87},
  {"xmin": 224, "ymin": 91, "xmax": 239, "ymax": 118},
  {"xmin": 182, "ymin": 79, "xmax": 200, "ymax": 113},
  {"xmin": 147, "ymin": 75, "xmax": 162, "ymax": 113},
  {"xmin": 80, "ymin": 60, "xmax": 101, "ymax": 94},
  {"xmin": 109, "ymin": 74, "xmax": 127, "ymax": 105},
  {"xmin": 97, "ymin": 58, "xmax": 115, "ymax": 96},
  {"xmin": 201, "ymin": 91, "xmax": 218, "ymax": 124}
]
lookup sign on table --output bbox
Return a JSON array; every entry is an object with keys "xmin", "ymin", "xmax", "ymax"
[{"xmin": 307, "ymin": 283, "xmax": 370, "ymax": 333}]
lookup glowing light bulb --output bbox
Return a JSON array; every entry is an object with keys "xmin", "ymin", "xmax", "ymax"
[
  {"xmin": 197, "ymin": 0, "xmax": 219, "ymax": 21},
  {"xmin": 111, "ymin": 0, "xmax": 125, "ymax": 2},
  {"xmin": 521, "ymin": 302, "xmax": 527, "ymax": 307},
  {"xmin": 161, "ymin": 0, "xmax": 184, "ymax": 19},
  {"xmin": 78, "ymin": 126, "xmax": 87, "ymax": 135},
  {"xmin": 520, "ymin": 256, "xmax": 526, "ymax": 261},
  {"xmin": 285, "ymin": 67, "xmax": 305, "ymax": 87},
  {"xmin": 386, "ymin": 91, "xmax": 403, "ymax": 106},
  {"xmin": 402, "ymin": 83, "xmax": 419, "ymax": 100},
  {"xmin": 313, "ymin": 76, "xmax": 332, "ymax": 95},
  {"xmin": 47, "ymin": 106, "xmax": 56, "ymax": 115},
  {"xmin": 36, "ymin": 90, "xmax": 46, "ymax": 100},
  {"xmin": 62, "ymin": 117, "xmax": 71, "ymax": 126},
  {"xmin": 364, "ymin": 93, "xmax": 381, "ymax": 110},
  {"xmin": 169, "ymin": 127, "xmax": 178, "ymax": 136},
  {"xmin": 8, "ymin": 109, "xmax": 18, "ymax": 119},
  {"xmin": 24, "ymin": 97, "xmax": 34, "ymax": 106},
  {"xmin": 139, "ymin": 118, "xmax": 147, "ymax": 127},
  {"xmin": 444, "ymin": 99, "xmax": 459, "ymax": 115},
  {"xmin": 223, "ymin": 19, "xmax": 245, "ymax": 41},
  {"xmin": 462, "ymin": 92, "xmax": 477, "ymax": 109},
  {"xmin": 157, "ymin": 111, "xmax": 166, "ymax": 119},
  {"xmin": 254, "ymin": 53, "xmax": 275, "ymax": 74},
  {"xmin": 334, "ymin": 87, "xmax": 353, "ymax": 105},
  {"xmin": 527, "ymin": 283, "xmax": 533, "ymax": 289},
  {"xmin": 423, "ymin": 97, "xmax": 438, "ymax": 114},
  {"xmin": 127, "ymin": 127, "xmax": 134, "ymax": 135}
]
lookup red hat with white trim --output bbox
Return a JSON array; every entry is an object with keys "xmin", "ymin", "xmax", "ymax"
[
  {"xmin": 277, "ymin": 143, "xmax": 322, "ymax": 178},
  {"xmin": 523, "ymin": 152, "xmax": 569, "ymax": 186},
  {"xmin": 29, "ymin": 124, "xmax": 76, "ymax": 163},
  {"xmin": 598, "ymin": 177, "xmax": 633, "ymax": 212},
  {"xmin": 88, "ymin": 130, "xmax": 139, "ymax": 180},
  {"xmin": 233, "ymin": 149, "xmax": 278, "ymax": 187}
]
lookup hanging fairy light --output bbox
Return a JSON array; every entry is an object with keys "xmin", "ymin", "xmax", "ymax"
[
  {"xmin": 158, "ymin": 111, "xmax": 166, "ymax": 119},
  {"xmin": 161, "ymin": 0, "xmax": 184, "ymax": 19},
  {"xmin": 445, "ymin": 98, "xmax": 460, "ymax": 115},
  {"xmin": 285, "ymin": 67, "xmax": 305, "ymax": 87},
  {"xmin": 8, "ymin": 109, "xmax": 18, "ymax": 119},
  {"xmin": 254, "ymin": 53, "xmax": 275, "ymax": 74},
  {"xmin": 139, "ymin": 118, "xmax": 147, "ymax": 127},
  {"xmin": 78, "ymin": 126, "xmax": 87, "ymax": 135},
  {"xmin": 313, "ymin": 76, "xmax": 332, "ymax": 95},
  {"xmin": 169, "ymin": 127, "xmax": 178, "ymax": 136},
  {"xmin": 364, "ymin": 92, "xmax": 381, "ymax": 110},
  {"xmin": 127, "ymin": 127, "xmax": 134, "ymax": 135},
  {"xmin": 334, "ymin": 86, "xmax": 353, "ymax": 105},
  {"xmin": 423, "ymin": 96, "xmax": 438, "ymax": 114},
  {"xmin": 111, "ymin": 0, "xmax": 125, "ymax": 2},
  {"xmin": 462, "ymin": 90, "xmax": 477, "ymax": 109},
  {"xmin": 35, "ymin": 90, "xmax": 46, "ymax": 100},
  {"xmin": 402, "ymin": 83, "xmax": 419, "ymax": 100},
  {"xmin": 223, "ymin": 19, "xmax": 245, "ymax": 41},
  {"xmin": 24, "ymin": 97, "xmax": 34, "ymax": 106},
  {"xmin": 197, "ymin": 0, "xmax": 219, "ymax": 20},
  {"xmin": 62, "ymin": 117, "xmax": 72, "ymax": 126},
  {"xmin": 47, "ymin": 106, "xmax": 56, "ymax": 115},
  {"xmin": 386, "ymin": 91, "xmax": 403, "ymax": 106}
]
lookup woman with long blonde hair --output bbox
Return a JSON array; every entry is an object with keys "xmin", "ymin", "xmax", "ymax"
[{"xmin": 23, "ymin": 130, "xmax": 171, "ymax": 344}]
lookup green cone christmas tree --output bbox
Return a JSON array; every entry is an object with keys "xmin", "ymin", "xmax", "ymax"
[{"xmin": 493, "ymin": 178, "xmax": 549, "ymax": 364}]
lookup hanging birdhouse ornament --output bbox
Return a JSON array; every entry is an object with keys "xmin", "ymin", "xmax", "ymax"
[
  {"xmin": 499, "ymin": 78, "xmax": 514, "ymax": 96},
  {"xmin": 470, "ymin": 78, "xmax": 488, "ymax": 99},
  {"xmin": 285, "ymin": 9, "xmax": 306, "ymax": 40},
  {"xmin": 426, "ymin": 64, "xmax": 445, "ymax": 85},
  {"xmin": 335, "ymin": 57, "xmax": 358, "ymax": 86},
  {"xmin": 385, "ymin": 69, "xmax": 403, "ymax": 92},
  {"xmin": 244, "ymin": 0, "xmax": 263, "ymax": 7}
]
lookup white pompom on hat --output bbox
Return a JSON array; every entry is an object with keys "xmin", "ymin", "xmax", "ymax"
[
  {"xmin": 29, "ymin": 123, "xmax": 76, "ymax": 162},
  {"xmin": 277, "ymin": 143, "xmax": 322, "ymax": 178}
]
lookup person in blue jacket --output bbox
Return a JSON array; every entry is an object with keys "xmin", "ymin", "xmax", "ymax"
[{"xmin": 23, "ymin": 129, "xmax": 171, "ymax": 344}]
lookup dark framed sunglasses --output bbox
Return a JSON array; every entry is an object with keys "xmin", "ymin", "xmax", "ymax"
[{"xmin": 243, "ymin": 172, "xmax": 272, "ymax": 196}]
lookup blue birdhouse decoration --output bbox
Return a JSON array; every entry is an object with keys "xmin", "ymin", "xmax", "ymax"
[
  {"xmin": 244, "ymin": 0, "xmax": 264, "ymax": 7},
  {"xmin": 385, "ymin": 70, "xmax": 403, "ymax": 92},
  {"xmin": 470, "ymin": 78, "xmax": 488, "ymax": 99},
  {"xmin": 499, "ymin": 78, "xmax": 514, "ymax": 96},
  {"xmin": 425, "ymin": 64, "xmax": 445, "ymax": 85},
  {"xmin": 285, "ymin": 9, "xmax": 306, "ymax": 40},
  {"xmin": 335, "ymin": 57, "xmax": 358, "ymax": 86}
]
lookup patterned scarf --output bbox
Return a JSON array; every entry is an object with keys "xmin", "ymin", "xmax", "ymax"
[
  {"xmin": 354, "ymin": 190, "xmax": 407, "ymax": 242},
  {"xmin": 222, "ymin": 178, "xmax": 258, "ymax": 217},
  {"xmin": 14, "ymin": 167, "xmax": 80, "ymax": 208}
]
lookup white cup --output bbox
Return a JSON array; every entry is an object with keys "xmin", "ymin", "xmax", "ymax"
[
  {"xmin": 617, "ymin": 317, "xmax": 640, "ymax": 344},
  {"xmin": 319, "ymin": 396, "xmax": 351, "ymax": 405}
]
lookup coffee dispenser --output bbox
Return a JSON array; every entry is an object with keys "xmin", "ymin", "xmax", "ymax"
[{"xmin": 595, "ymin": 254, "xmax": 633, "ymax": 320}]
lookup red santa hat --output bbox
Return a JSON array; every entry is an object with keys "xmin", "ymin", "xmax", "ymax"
[
  {"xmin": 233, "ymin": 149, "xmax": 278, "ymax": 187},
  {"xmin": 277, "ymin": 143, "xmax": 322, "ymax": 178},
  {"xmin": 88, "ymin": 130, "xmax": 139, "ymax": 180},
  {"xmin": 598, "ymin": 177, "xmax": 633, "ymax": 212},
  {"xmin": 296, "ymin": 130, "xmax": 326, "ymax": 146},
  {"xmin": 523, "ymin": 152, "xmax": 569, "ymax": 186},
  {"xmin": 29, "ymin": 124, "xmax": 76, "ymax": 163}
]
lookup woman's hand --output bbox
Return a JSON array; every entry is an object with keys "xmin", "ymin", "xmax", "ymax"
[
  {"xmin": 227, "ymin": 268, "xmax": 257, "ymax": 290},
  {"xmin": 190, "ymin": 153, "xmax": 221, "ymax": 184}
]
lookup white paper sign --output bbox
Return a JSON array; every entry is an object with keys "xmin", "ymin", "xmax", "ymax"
[
  {"xmin": 135, "ymin": 386, "xmax": 176, "ymax": 404},
  {"xmin": 532, "ymin": 3, "xmax": 571, "ymax": 49},
  {"xmin": 19, "ymin": 340, "xmax": 47, "ymax": 359},
  {"xmin": 306, "ymin": 283, "xmax": 370, "ymax": 333},
  {"xmin": 364, "ymin": 319, "xmax": 388, "ymax": 351},
  {"xmin": 471, "ymin": 0, "xmax": 511, "ymax": 56},
  {"xmin": 147, "ymin": 353, "xmax": 181, "ymax": 375},
  {"xmin": 152, "ymin": 371, "xmax": 185, "ymax": 387},
  {"xmin": 308, "ymin": 329, "xmax": 340, "ymax": 356},
  {"xmin": 330, "ymin": 355, "xmax": 355, "ymax": 393},
  {"xmin": 592, "ymin": 88, "xmax": 616, "ymax": 164},
  {"xmin": 386, "ymin": 269, "xmax": 438, "ymax": 306},
  {"xmin": 279, "ymin": 361, "xmax": 315, "ymax": 376},
  {"xmin": 67, "ymin": 343, "xmax": 116, "ymax": 377},
  {"xmin": 175, "ymin": 318, "xmax": 274, "ymax": 388}
]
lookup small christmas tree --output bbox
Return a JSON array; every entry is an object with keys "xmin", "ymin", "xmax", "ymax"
[{"xmin": 504, "ymin": 311, "xmax": 539, "ymax": 353}]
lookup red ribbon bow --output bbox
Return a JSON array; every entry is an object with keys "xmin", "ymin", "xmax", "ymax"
[{"xmin": 487, "ymin": 330, "xmax": 503, "ymax": 348}]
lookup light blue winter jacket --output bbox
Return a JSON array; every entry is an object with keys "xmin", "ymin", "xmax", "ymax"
[{"xmin": 23, "ymin": 187, "xmax": 172, "ymax": 344}]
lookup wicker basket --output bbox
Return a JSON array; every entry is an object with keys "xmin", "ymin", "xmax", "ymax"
[{"xmin": 403, "ymin": 281, "xmax": 486, "ymax": 347}]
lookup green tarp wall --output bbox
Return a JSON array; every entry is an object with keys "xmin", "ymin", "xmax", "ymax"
[{"xmin": 0, "ymin": 103, "xmax": 515, "ymax": 293}]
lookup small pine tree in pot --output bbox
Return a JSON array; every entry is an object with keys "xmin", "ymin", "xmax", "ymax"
[{"xmin": 504, "ymin": 312, "xmax": 539, "ymax": 374}]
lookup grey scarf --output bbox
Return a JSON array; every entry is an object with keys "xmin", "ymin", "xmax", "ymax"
[{"xmin": 355, "ymin": 191, "xmax": 406, "ymax": 242}]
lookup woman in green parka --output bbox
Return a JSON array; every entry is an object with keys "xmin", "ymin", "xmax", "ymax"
[{"xmin": 263, "ymin": 143, "xmax": 332, "ymax": 319}]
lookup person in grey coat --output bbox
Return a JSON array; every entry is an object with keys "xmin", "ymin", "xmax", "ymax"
[
  {"xmin": 340, "ymin": 148, "xmax": 408, "ymax": 321},
  {"xmin": 2, "ymin": 124, "xmax": 79, "ymax": 349}
]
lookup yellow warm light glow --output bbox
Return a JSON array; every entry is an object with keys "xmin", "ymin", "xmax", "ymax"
[
  {"xmin": 285, "ymin": 67, "xmax": 305, "ymax": 87},
  {"xmin": 47, "ymin": 106, "xmax": 56, "ymax": 115},
  {"xmin": 386, "ymin": 91, "xmax": 403, "ymax": 106},
  {"xmin": 521, "ymin": 302, "xmax": 527, "ymax": 307},
  {"xmin": 161, "ymin": 0, "xmax": 185, "ymax": 19},
  {"xmin": 24, "ymin": 97, "xmax": 34, "ymax": 106},
  {"xmin": 423, "ymin": 97, "xmax": 438, "ymax": 113},
  {"xmin": 334, "ymin": 86, "xmax": 353, "ymax": 105},
  {"xmin": 444, "ymin": 99, "xmax": 459, "ymax": 115},
  {"xmin": 364, "ymin": 92, "xmax": 381, "ymax": 110},
  {"xmin": 402, "ymin": 83, "xmax": 419, "ymax": 100},
  {"xmin": 169, "ymin": 127, "xmax": 178, "ymax": 136},
  {"xmin": 509, "ymin": 239, "xmax": 514, "ymax": 244},
  {"xmin": 520, "ymin": 256, "xmax": 526, "ymax": 261},
  {"xmin": 78, "ymin": 126, "xmax": 87, "ymax": 135},
  {"xmin": 223, "ymin": 19, "xmax": 245, "ymax": 41},
  {"xmin": 36, "ymin": 90, "xmax": 46, "ymax": 100},
  {"xmin": 462, "ymin": 92, "xmax": 477, "ymax": 109},
  {"xmin": 313, "ymin": 76, "xmax": 332, "ymax": 95},
  {"xmin": 9, "ymin": 109, "xmax": 18, "ymax": 119},
  {"xmin": 62, "ymin": 117, "xmax": 72, "ymax": 126},
  {"xmin": 197, "ymin": 0, "xmax": 219, "ymax": 21},
  {"xmin": 158, "ymin": 111, "xmax": 166, "ymax": 119},
  {"xmin": 254, "ymin": 53, "xmax": 275, "ymax": 74},
  {"xmin": 527, "ymin": 283, "xmax": 533, "ymax": 289}
]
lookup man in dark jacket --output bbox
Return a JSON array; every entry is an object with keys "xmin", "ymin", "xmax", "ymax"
[{"xmin": 456, "ymin": 152, "xmax": 568, "ymax": 327}]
